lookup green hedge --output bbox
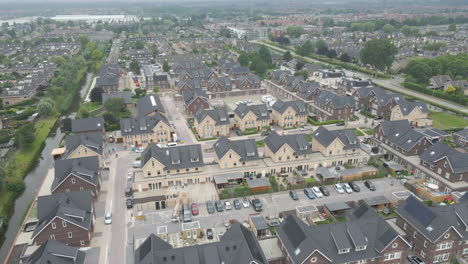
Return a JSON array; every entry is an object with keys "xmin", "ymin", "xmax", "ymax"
[
  {"xmin": 402, "ymin": 81, "xmax": 468, "ymax": 107},
  {"xmin": 307, "ymin": 117, "xmax": 343, "ymax": 126}
]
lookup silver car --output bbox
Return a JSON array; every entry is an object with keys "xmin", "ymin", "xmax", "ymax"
[
  {"xmin": 342, "ymin": 183, "xmax": 353, "ymax": 193},
  {"xmin": 334, "ymin": 184, "xmax": 345, "ymax": 194}
]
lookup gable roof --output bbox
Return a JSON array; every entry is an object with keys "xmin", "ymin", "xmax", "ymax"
[
  {"xmin": 33, "ymin": 190, "xmax": 93, "ymax": 239},
  {"xmin": 208, "ymin": 77, "xmax": 232, "ymax": 89},
  {"xmin": 141, "ymin": 143, "xmax": 204, "ymax": 171},
  {"xmin": 177, "ymin": 79, "xmax": 202, "ymax": 92},
  {"xmin": 182, "ymin": 89, "xmax": 209, "ymax": 106},
  {"xmin": 313, "ymin": 126, "xmax": 359, "ymax": 149},
  {"xmin": 134, "ymin": 222, "xmax": 268, "ymax": 264},
  {"xmin": 272, "ymin": 100, "xmax": 308, "ymax": 115},
  {"xmin": 213, "ymin": 136, "xmax": 259, "ymax": 161},
  {"xmin": 120, "ymin": 114, "xmax": 170, "ymax": 136},
  {"xmin": 194, "ymin": 109, "xmax": 229, "ymax": 126},
  {"xmin": 26, "ymin": 239, "xmax": 86, "ymax": 264},
  {"xmin": 277, "ymin": 204, "xmax": 407, "ymax": 264},
  {"xmin": 64, "ymin": 132, "xmax": 103, "ymax": 158},
  {"xmin": 420, "ymin": 142, "xmax": 468, "ymax": 174},
  {"xmin": 71, "ymin": 117, "xmax": 104, "ymax": 133},
  {"xmin": 102, "ymin": 91, "xmax": 132, "ymax": 104},
  {"xmin": 137, "ymin": 94, "xmax": 165, "ymax": 116},
  {"xmin": 52, "ymin": 156, "xmax": 99, "ymax": 192},
  {"xmin": 454, "ymin": 128, "xmax": 468, "ymax": 139},
  {"xmin": 315, "ymin": 89, "xmax": 355, "ymax": 109},
  {"xmin": 264, "ymin": 131, "xmax": 312, "ymax": 156},
  {"xmin": 396, "ymin": 195, "xmax": 468, "ymax": 243},
  {"xmin": 297, "ymin": 81, "xmax": 320, "ymax": 99},
  {"xmin": 377, "ymin": 120, "xmax": 430, "ymax": 152},
  {"xmin": 234, "ymin": 104, "xmax": 270, "ymax": 120}
]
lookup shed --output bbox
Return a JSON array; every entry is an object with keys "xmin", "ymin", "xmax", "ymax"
[
  {"xmin": 248, "ymin": 215, "xmax": 269, "ymax": 238},
  {"xmin": 295, "ymin": 205, "xmax": 319, "ymax": 222},
  {"xmin": 324, "ymin": 202, "xmax": 351, "ymax": 216},
  {"xmin": 181, "ymin": 221, "xmax": 201, "ymax": 240},
  {"xmin": 363, "ymin": 195, "xmax": 392, "ymax": 211},
  {"xmin": 384, "ymin": 161, "xmax": 405, "ymax": 173},
  {"xmin": 213, "ymin": 173, "xmax": 243, "ymax": 190},
  {"xmin": 246, "ymin": 177, "xmax": 270, "ymax": 193}
]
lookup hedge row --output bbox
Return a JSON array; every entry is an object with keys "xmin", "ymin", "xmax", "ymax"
[
  {"xmin": 402, "ymin": 81, "xmax": 468, "ymax": 107},
  {"xmin": 307, "ymin": 117, "xmax": 343, "ymax": 126}
]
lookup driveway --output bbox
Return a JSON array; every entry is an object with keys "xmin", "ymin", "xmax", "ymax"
[{"xmin": 160, "ymin": 95, "xmax": 197, "ymax": 144}]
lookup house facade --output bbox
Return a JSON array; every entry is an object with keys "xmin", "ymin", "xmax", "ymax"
[
  {"xmin": 271, "ymin": 100, "xmax": 308, "ymax": 128},
  {"xmin": 120, "ymin": 114, "xmax": 173, "ymax": 148},
  {"xmin": 194, "ymin": 109, "xmax": 230, "ymax": 139}
]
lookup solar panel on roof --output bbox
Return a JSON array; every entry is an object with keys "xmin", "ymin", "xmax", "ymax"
[
  {"xmin": 404, "ymin": 196, "xmax": 436, "ymax": 226},
  {"xmin": 353, "ymin": 204, "xmax": 369, "ymax": 218},
  {"xmin": 377, "ymin": 228, "xmax": 396, "ymax": 248},
  {"xmin": 283, "ymin": 217, "xmax": 306, "ymax": 248}
]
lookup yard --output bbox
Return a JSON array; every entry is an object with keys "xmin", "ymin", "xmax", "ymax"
[{"xmin": 429, "ymin": 111, "xmax": 468, "ymax": 130}]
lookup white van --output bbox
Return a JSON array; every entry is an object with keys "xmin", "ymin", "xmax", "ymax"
[
  {"xmin": 132, "ymin": 161, "xmax": 141, "ymax": 168},
  {"xmin": 167, "ymin": 142, "xmax": 178, "ymax": 147}
]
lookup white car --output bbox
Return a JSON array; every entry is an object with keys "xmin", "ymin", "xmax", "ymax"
[
  {"xmin": 135, "ymin": 147, "xmax": 144, "ymax": 153},
  {"xmin": 343, "ymin": 183, "xmax": 353, "ymax": 193},
  {"xmin": 241, "ymin": 197, "xmax": 250, "ymax": 208},
  {"xmin": 224, "ymin": 201, "xmax": 232, "ymax": 210},
  {"xmin": 311, "ymin": 186, "xmax": 323, "ymax": 198},
  {"xmin": 334, "ymin": 184, "xmax": 345, "ymax": 194},
  {"xmin": 104, "ymin": 213, "xmax": 112, "ymax": 224}
]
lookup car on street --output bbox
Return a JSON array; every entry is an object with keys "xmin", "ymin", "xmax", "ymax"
[
  {"xmin": 319, "ymin": 186, "xmax": 330, "ymax": 196},
  {"xmin": 343, "ymin": 183, "xmax": 353, "ymax": 193},
  {"xmin": 135, "ymin": 147, "xmax": 144, "ymax": 153},
  {"xmin": 261, "ymin": 131, "xmax": 270, "ymax": 136},
  {"xmin": 132, "ymin": 161, "xmax": 141, "ymax": 168},
  {"xmin": 348, "ymin": 182, "xmax": 360, "ymax": 192},
  {"xmin": 336, "ymin": 122, "xmax": 345, "ymax": 126},
  {"xmin": 311, "ymin": 186, "xmax": 323, "ymax": 198},
  {"xmin": 364, "ymin": 180, "xmax": 376, "ymax": 191},
  {"xmin": 334, "ymin": 184, "xmax": 345, "ymax": 194},
  {"xmin": 191, "ymin": 203, "xmax": 199, "ymax": 216},
  {"xmin": 408, "ymin": 256, "xmax": 425, "ymax": 264},
  {"xmin": 206, "ymin": 201, "xmax": 215, "ymax": 214},
  {"xmin": 182, "ymin": 204, "xmax": 192, "ymax": 222},
  {"xmin": 104, "ymin": 213, "xmax": 112, "ymax": 224},
  {"xmin": 126, "ymin": 198, "xmax": 133, "ymax": 209},
  {"xmin": 233, "ymin": 199, "xmax": 241, "ymax": 210},
  {"xmin": 215, "ymin": 200, "xmax": 224, "ymax": 212},
  {"xmin": 303, "ymin": 188, "xmax": 316, "ymax": 199},
  {"xmin": 251, "ymin": 198, "xmax": 263, "ymax": 211},
  {"xmin": 125, "ymin": 187, "xmax": 133, "ymax": 197},
  {"xmin": 236, "ymin": 129, "xmax": 243, "ymax": 136},
  {"xmin": 206, "ymin": 228, "xmax": 214, "ymax": 240},
  {"xmin": 241, "ymin": 197, "xmax": 250, "ymax": 208},
  {"xmin": 300, "ymin": 126, "xmax": 310, "ymax": 131},
  {"xmin": 289, "ymin": 190, "xmax": 299, "ymax": 200},
  {"xmin": 224, "ymin": 201, "xmax": 232, "ymax": 210}
]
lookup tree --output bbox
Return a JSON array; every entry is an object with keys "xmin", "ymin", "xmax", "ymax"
[
  {"xmin": 78, "ymin": 108, "xmax": 90, "ymax": 118},
  {"xmin": 404, "ymin": 59, "xmax": 432, "ymax": 84},
  {"xmin": 339, "ymin": 53, "xmax": 351, "ymax": 62},
  {"xmin": 238, "ymin": 52, "xmax": 250, "ymax": 67},
  {"xmin": 90, "ymin": 87, "xmax": 104, "ymax": 103},
  {"xmin": 360, "ymin": 38, "xmax": 398, "ymax": 72},
  {"xmin": 51, "ymin": 56, "xmax": 66, "ymax": 66},
  {"xmin": 286, "ymin": 25, "xmax": 305, "ymax": 38},
  {"xmin": 283, "ymin": 51, "xmax": 293, "ymax": 62},
  {"xmin": 317, "ymin": 46, "xmax": 329, "ymax": 56},
  {"xmin": 448, "ymin": 23, "xmax": 457, "ymax": 32},
  {"xmin": 258, "ymin": 46, "xmax": 272, "ymax": 65},
  {"xmin": 162, "ymin": 61, "xmax": 170, "ymax": 72},
  {"xmin": 130, "ymin": 60, "xmax": 140, "ymax": 74},
  {"xmin": 134, "ymin": 88, "xmax": 146, "ymax": 98},
  {"xmin": 15, "ymin": 123, "xmax": 35, "ymax": 148},
  {"xmin": 249, "ymin": 59, "xmax": 267, "ymax": 76},
  {"xmin": 104, "ymin": 98, "xmax": 125, "ymax": 115},
  {"xmin": 315, "ymin": 40, "xmax": 327, "ymax": 51},
  {"xmin": 37, "ymin": 99, "xmax": 54, "ymax": 116},
  {"xmin": 295, "ymin": 62, "xmax": 305, "ymax": 70},
  {"xmin": 134, "ymin": 40, "xmax": 144, "ymax": 49},
  {"xmin": 296, "ymin": 40, "xmax": 314, "ymax": 56},
  {"xmin": 326, "ymin": 49, "xmax": 337, "ymax": 59},
  {"xmin": 153, "ymin": 86, "xmax": 159, "ymax": 93},
  {"xmin": 382, "ymin": 24, "xmax": 395, "ymax": 34},
  {"xmin": 91, "ymin": 49, "xmax": 103, "ymax": 60},
  {"xmin": 444, "ymin": 85, "xmax": 456, "ymax": 93},
  {"xmin": 294, "ymin": 70, "xmax": 309, "ymax": 80},
  {"xmin": 219, "ymin": 27, "xmax": 231, "ymax": 38},
  {"xmin": 6, "ymin": 179, "xmax": 25, "ymax": 193},
  {"xmin": 401, "ymin": 25, "xmax": 419, "ymax": 36}
]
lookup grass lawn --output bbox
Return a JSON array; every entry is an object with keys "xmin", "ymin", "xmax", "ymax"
[
  {"xmin": 305, "ymin": 177, "xmax": 316, "ymax": 183},
  {"xmin": 315, "ymin": 217, "xmax": 334, "ymax": 225},
  {"xmin": 429, "ymin": 111, "xmax": 468, "ymax": 129},
  {"xmin": 256, "ymin": 140, "xmax": 265, "ymax": 147},
  {"xmin": 0, "ymin": 116, "xmax": 57, "ymax": 218},
  {"xmin": 335, "ymin": 216, "xmax": 348, "ymax": 222}
]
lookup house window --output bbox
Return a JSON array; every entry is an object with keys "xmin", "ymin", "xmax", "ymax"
[
  {"xmin": 71, "ymin": 178, "xmax": 75, "ymax": 184},
  {"xmin": 424, "ymin": 240, "xmax": 428, "ymax": 248},
  {"xmin": 436, "ymin": 241, "xmax": 452, "ymax": 251},
  {"xmin": 68, "ymin": 232, "xmax": 73, "ymax": 238},
  {"xmin": 384, "ymin": 252, "xmax": 401, "ymax": 261},
  {"xmin": 413, "ymin": 231, "xmax": 417, "ymax": 238},
  {"xmin": 463, "ymin": 248, "xmax": 468, "ymax": 254},
  {"xmin": 80, "ymin": 240, "xmax": 85, "ymax": 246},
  {"xmin": 62, "ymin": 220, "xmax": 67, "ymax": 227},
  {"xmin": 403, "ymin": 223, "xmax": 407, "ymax": 230},
  {"xmin": 421, "ymin": 250, "xmax": 426, "ymax": 258},
  {"xmin": 51, "ymin": 222, "xmax": 56, "ymax": 229},
  {"xmin": 50, "ymin": 234, "xmax": 55, "ymax": 240},
  {"xmin": 338, "ymin": 248, "xmax": 350, "ymax": 254},
  {"xmin": 356, "ymin": 246, "xmax": 367, "ymax": 251},
  {"xmin": 437, "ymin": 168, "xmax": 442, "ymax": 174},
  {"xmin": 356, "ymin": 260, "xmax": 366, "ymax": 264},
  {"xmin": 310, "ymin": 257, "xmax": 317, "ymax": 263},
  {"xmin": 392, "ymin": 242, "xmax": 398, "ymax": 248}
]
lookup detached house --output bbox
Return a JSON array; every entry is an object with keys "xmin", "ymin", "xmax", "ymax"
[
  {"xmin": 32, "ymin": 190, "xmax": 94, "ymax": 247},
  {"xmin": 264, "ymin": 132, "xmax": 312, "ymax": 163},
  {"xmin": 182, "ymin": 89, "xmax": 210, "ymax": 115},
  {"xmin": 429, "ymin": 75, "xmax": 452, "ymax": 90},
  {"xmin": 137, "ymin": 94, "xmax": 166, "ymax": 117},
  {"xmin": 276, "ymin": 204, "xmax": 410, "ymax": 264},
  {"xmin": 141, "ymin": 143, "xmax": 204, "ymax": 178},
  {"xmin": 420, "ymin": 143, "xmax": 468, "ymax": 183},
  {"xmin": 271, "ymin": 100, "xmax": 308, "ymax": 128},
  {"xmin": 395, "ymin": 194, "xmax": 468, "ymax": 263},
  {"xmin": 52, "ymin": 156, "xmax": 100, "ymax": 198},
  {"xmin": 120, "ymin": 114, "xmax": 173, "ymax": 148},
  {"xmin": 71, "ymin": 117, "xmax": 105, "ymax": 134},
  {"xmin": 194, "ymin": 109, "xmax": 230, "ymax": 139},
  {"xmin": 233, "ymin": 104, "xmax": 271, "ymax": 132},
  {"xmin": 312, "ymin": 126, "xmax": 360, "ymax": 157},
  {"xmin": 213, "ymin": 136, "xmax": 260, "ymax": 169},
  {"xmin": 24, "ymin": 239, "xmax": 86, "ymax": 264},
  {"xmin": 64, "ymin": 133, "xmax": 103, "ymax": 166}
]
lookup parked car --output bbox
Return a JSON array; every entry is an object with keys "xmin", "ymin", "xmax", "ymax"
[
  {"xmin": 251, "ymin": 198, "xmax": 263, "ymax": 212},
  {"xmin": 125, "ymin": 187, "xmax": 133, "ymax": 197},
  {"xmin": 343, "ymin": 183, "xmax": 353, "ymax": 193},
  {"xmin": 336, "ymin": 122, "xmax": 345, "ymax": 126},
  {"xmin": 233, "ymin": 199, "xmax": 241, "ymax": 210},
  {"xmin": 261, "ymin": 131, "xmax": 270, "ymax": 136},
  {"xmin": 364, "ymin": 180, "xmax": 376, "ymax": 191},
  {"xmin": 182, "ymin": 204, "xmax": 192, "ymax": 222},
  {"xmin": 289, "ymin": 190, "xmax": 299, "ymax": 200},
  {"xmin": 311, "ymin": 186, "xmax": 323, "ymax": 198},
  {"xmin": 126, "ymin": 198, "xmax": 133, "ymax": 209},
  {"xmin": 191, "ymin": 203, "xmax": 199, "ymax": 216},
  {"xmin": 303, "ymin": 188, "xmax": 316, "ymax": 199},
  {"xmin": 132, "ymin": 161, "xmax": 141, "ymax": 168},
  {"xmin": 104, "ymin": 212, "xmax": 112, "ymax": 225},
  {"xmin": 334, "ymin": 184, "xmax": 345, "ymax": 194},
  {"xmin": 206, "ymin": 228, "xmax": 214, "ymax": 240},
  {"xmin": 408, "ymin": 256, "xmax": 425, "ymax": 264},
  {"xmin": 224, "ymin": 201, "xmax": 232, "ymax": 210},
  {"xmin": 319, "ymin": 186, "xmax": 330, "ymax": 196},
  {"xmin": 215, "ymin": 200, "xmax": 224, "ymax": 212},
  {"xmin": 206, "ymin": 201, "xmax": 215, "ymax": 214},
  {"xmin": 236, "ymin": 129, "xmax": 243, "ymax": 136},
  {"xmin": 241, "ymin": 197, "xmax": 250, "ymax": 208},
  {"xmin": 135, "ymin": 147, "xmax": 144, "ymax": 153},
  {"xmin": 348, "ymin": 182, "xmax": 360, "ymax": 192}
]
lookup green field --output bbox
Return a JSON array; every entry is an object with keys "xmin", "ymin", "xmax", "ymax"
[{"xmin": 428, "ymin": 112, "xmax": 468, "ymax": 130}]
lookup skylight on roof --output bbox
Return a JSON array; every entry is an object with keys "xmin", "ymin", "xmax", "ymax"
[{"xmin": 430, "ymin": 151, "xmax": 435, "ymax": 155}]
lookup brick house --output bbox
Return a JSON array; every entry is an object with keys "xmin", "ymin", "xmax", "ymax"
[
  {"xmin": 297, "ymin": 81, "xmax": 321, "ymax": 101},
  {"xmin": 271, "ymin": 100, "xmax": 308, "ymax": 128},
  {"xmin": 136, "ymin": 94, "xmax": 166, "ymax": 117},
  {"xmin": 52, "ymin": 156, "xmax": 100, "ymax": 198},
  {"xmin": 207, "ymin": 77, "xmax": 232, "ymax": 93},
  {"xmin": 313, "ymin": 89, "xmax": 355, "ymax": 121},
  {"xmin": 454, "ymin": 128, "xmax": 468, "ymax": 147},
  {"xmin": 94, "ymin": 64, "xmax": 119, "ymax": 93},
  {"xmin": 176, "ymin": 79, "xmax": 202, "ymax": 95},
  {"xmin": 420, "ymin": 142, "xmax": 468, "ymax": 183},
  {"xmin": 71, "ymin": 117, "xmax": 105, "ymax": 134},
  {"xmin": 395, "ymin": 194, "xmax": 468, "ymax": 263},
  {"xmin": 235, "ymin": 74, "xmax": 261, "ymax": 90},
  {"xmin": 233, "ymin": 104, "xmax": 271, "ymax": 132},
  {"xmin": 23, "ymin": 239, "xmax": 86, "ymax": 264},
  {"xmin": 194, "ymin": 109, "xmax": 230, "ymax": 139},
  {"xmin": 182, "ymin": 89, "xmax": 210, "ymax": 115},
  {"xmin": 32, "ymin": 190, "xmax": 95, "ymax": 247},
  {"xmin": 276, "ymin": 204, "xmax": 411, "ymax": 264}
]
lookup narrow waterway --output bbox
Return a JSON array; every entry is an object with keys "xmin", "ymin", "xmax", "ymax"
[{"xmin": 0, "ymin": 72, "xmax": 93, "ymax": 261}]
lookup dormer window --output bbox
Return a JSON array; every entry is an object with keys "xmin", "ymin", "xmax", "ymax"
[
  {"xmin": 294, "ymin": 248, "xmax": 301, "ymax": 256},
  {"xmin": 356, "ymin": 245, "xmax": 367, "ymax": 251},
  {"xmin": 339, "ymin": 248, "xmax": 350, "ymax": 254},
  {"xmin": 172, "ymin": 159, "xmax": 180, "ymax": 164},
  {"xmin": 191, "ymin": 158, "xmax": 199, "ymax": 163},
  {"xmin": 300, "ymin": 145, "xmax": 307, "ymax": 150},
  {"xmin": 247, "ymin": 151, "xmax": 255, "ymax": 157}
]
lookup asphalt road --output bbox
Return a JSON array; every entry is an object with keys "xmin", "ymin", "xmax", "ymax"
[{"xmin": 252, "ymin": 40, "xmax": 468, "ymax": 114}]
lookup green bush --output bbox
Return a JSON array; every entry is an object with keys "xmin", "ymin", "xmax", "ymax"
[{"xmin": 307, "ymin": 117, "xmax": 343, "ymax": 125}]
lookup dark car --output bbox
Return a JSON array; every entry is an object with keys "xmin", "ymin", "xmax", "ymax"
[
  {"xmin": 336, "ymin": 122, "xmax": 345, "ymax": 126},
  {"xmin": 319, "ymin": 186, "xmax": 330, "ymax": 196},
  {"xmin": 348, "ymin": 181, "xmax": 361, "ymax": 192},
  {"xmin": 236, "ymin": 129, "xmax": 243, "ymax": 136},
  {"xmin": 126, "ymin": 198, "xmax": 133, "ymax": 209},
  {"xmin": 215, "ymin": 200, "xmax": 224, "ymax": 212},
  {"xmin": 233, "ymin": 199, "xmax": 241, "ymax": 210},
  {"xmin": 206, "ymin": 201, "xmax": 215, "ymax": 214},
  {"xmin": 261, "ymin": 131, "xmax": 270, "ymax": 136},
  {"xmin": 364, "ymin": 180, "xmax": 376, "ymax": 191},
  {"xmin": 408, "ymin": 256, "xmax": 425, "ymax": 264},
  {"xmin": 206, "ymin": 228, "xmax": 214, "ymax": 240},
  {"xmin": 303, "ymin": 188, "xmax": 315, "ymax": 199},
  {"xmin": 252, "ymin": 198, "xmax": 262, "ymax": 212},
  {"xmin": 125, "ymin": 187, "xmax": 133, "ymax": 197},
  {"xmin": 289, "ymin": 190, "xmax": 299, "ymax": 200}
]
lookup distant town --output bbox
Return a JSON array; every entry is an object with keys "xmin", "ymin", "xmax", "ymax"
[{"xmin": 0, "ymin": 1, "xmax": 467, "ymax": 264}]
